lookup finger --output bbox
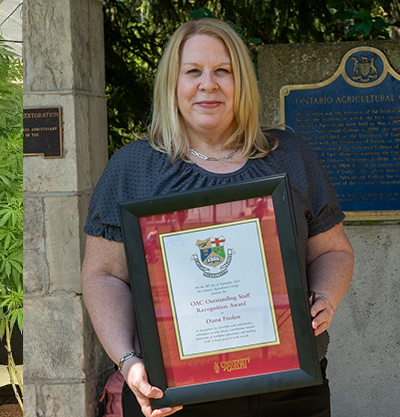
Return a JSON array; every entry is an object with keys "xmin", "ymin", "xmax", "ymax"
[
  {"xmin": 125, "ymin": 366, "xmax": 165, "ymax": 417},
  {"xmin": 308, "ymin": 294, "xmax": 314, "ymax": 307},
  {"xmin": 310, "ymin": 296, "xmax": 333, "ymax": 318},
  {"xmin": 311, "ymin": 304, "xmax": 334, "ymax": 334},
  {"xmin": 150, "ymin": 406, "xmax": 184, "ymax": 417},
  {"xmin": 131, "ymin": 384, "xmax": 165, "ymax": 417},
  {"xmin": 313, "ymin": 320, "xmax": 329, "ymax": 336},
  {"xmin": 136, "ymin": 380, "xmax": 164, "ymax": 399}
]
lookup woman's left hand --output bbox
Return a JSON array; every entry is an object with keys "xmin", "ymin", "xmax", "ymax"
[
  {"xmin": 309, "ymin": 293, "xmax": 335, "ymax": 336},
  {"xmin": 306, "ymin": 223, "xmax": 354, "ymax": 337}
]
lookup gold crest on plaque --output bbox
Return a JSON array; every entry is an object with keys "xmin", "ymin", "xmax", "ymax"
[{"xmin": 350, "ymin": 54, "xmax": 378, "ymax": 82}]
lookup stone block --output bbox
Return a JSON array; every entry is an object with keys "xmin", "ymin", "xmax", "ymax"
[
  {"xmin": 24, "ymin": 296, "xmax": 86, "ymax": 379},
  {"xmin": 328, "ymin": 225, "xmax": 400, "ymax": 417},
  {"xmin": 259, "ymin": 40, "xmax": 400, "ymax": 126},
  {"xmin": 88, "ymin": 96, "xmax": 108, "ymax": 188},
  {"xmin": 23, "ymin": 0, "xmax": 74, "ymax": 92},
  {"xmin": 38, "ymin": 374, "xmax": 109, "ymax": 417},
  {"xmin": 40, "ymin": 383, "xmax": 86, "ymax": 417},
  {"xmin": 70, "ymin": 1, "xmax": 91, "ymax": 92},
  {"xmin": 23, "ymin": 249, "xmax": 47, "ymax": 293},
  {"xmin": 44, "ymin": 195, "xmax": 82, "ymax": 293},
  {"xmin": 88, "ymin": 0, "xmax": 106, "ymax": 95},
  {"xmin": 24, "ymin": 295, "xmax": 112, "ymax": 382},
  {"xmin": 23, "ymin": 384, "xmax": 37, "ymax": 417},
  {"xmin": 23, "ymin": 196, "xmax": 44, "ymax": 249},
  {"xmin": 78, "ymin": 194, "xmax": 91, "ymax": 262},
  {"xmin": 23, "ymin": 0, "xmax": 96, "ymax": 93}
]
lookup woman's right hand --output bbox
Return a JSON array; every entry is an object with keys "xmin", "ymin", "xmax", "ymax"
[{"xmin": 122, "ymin": 359, "xmax": 183, "ymax": 417}]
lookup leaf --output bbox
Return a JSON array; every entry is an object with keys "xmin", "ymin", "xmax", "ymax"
[
  {"xmin": 345, "ymin": 9, "xmax": 361, "ymax": 17},
  {"xmin": 0, "ymin": 211, "xmax": 12, "ymax": 227},
  {"xmin": 327, "ymin": 0, "xmax": 346, "ymax": 9},
  {"xmin": 9, "ymin": 260, "xmax": 23, "ymax": 274},
  {"xmin": 189, "ymin": 8, "xmax": 216, "ymax": 19},
  {"xmin": 332, "ymin": 10, "xmax": 357, "ymax": 21},
  {"xmin": 17, "ymin": 311, "xmax": 23, "ymax": 332},
  {"xmin": 248, "ymin": 38, "xmax": 262, "ymax": 45},
  {"xmin": 355, "ymin": 18, "xmax": 373, "ymax": 36},
  {"xmin": 4, "ymin": 233, "xmax": 11, "ymax": 250},
  {"xmin": 358, "ymin": 8, "xmax": 371, "ymax": 19},
  {"xmin": 344, "ymin": 28, "xmax": 357, "ymax": 37},
  {"xmin": 0, "ymin": 320, "xmax": 5, "ymax": 339},
  {"xmin": 5, "ymin": 260, "xmax": 11, "ymax": 277},
  {"xmin": 372, "ymin": 17, "xmax": 389, "ymax": 31}
]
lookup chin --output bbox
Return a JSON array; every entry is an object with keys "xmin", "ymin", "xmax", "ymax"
[{"xmin": 196, "ymin": 117, "xmax": 230, "ymax": 132}]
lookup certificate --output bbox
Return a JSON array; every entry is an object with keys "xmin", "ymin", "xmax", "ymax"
[
  {"xmin": 119, "ymin": 174, "xmax": 322, "ymax": 408},
  {"xmin": 160, "ymin": 219, "xmax": 279, "ymax": 359}
]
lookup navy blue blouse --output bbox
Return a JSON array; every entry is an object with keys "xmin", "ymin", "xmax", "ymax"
[{"xmin": 84, "ymin": 129, "xmax": 344, "ymax": 359}]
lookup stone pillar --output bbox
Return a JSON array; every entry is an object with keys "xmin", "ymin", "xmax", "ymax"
[{"xmin": 23, "ymin": 1, "xmax": 113, "ymax": 416}]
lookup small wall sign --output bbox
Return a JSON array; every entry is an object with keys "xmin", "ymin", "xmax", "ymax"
[{"xmin": 23, "ymin": 106, "xmax": 63, "ymax": 158}]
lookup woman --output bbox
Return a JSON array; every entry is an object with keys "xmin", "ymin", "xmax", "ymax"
[{"xmin": 81, "ymin": 18, "xmax": 354, "ymax": 417}]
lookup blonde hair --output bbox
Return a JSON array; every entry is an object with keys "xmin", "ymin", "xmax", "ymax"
[{"xmin": 148, "ymin": 18, "xmax": 278, "ymax": 161}]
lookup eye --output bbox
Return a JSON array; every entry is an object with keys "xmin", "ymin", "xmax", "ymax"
[
  {"xmin": 187, "ymin": 69, "xmax": 201, "ymax": 75},
  {"xmin": 215, "ymin": 68, "xmax": 230, "ymax": 75}
]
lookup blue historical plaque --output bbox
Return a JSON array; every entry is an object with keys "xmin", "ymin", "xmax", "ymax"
[{"xmin": 281, "ymin": 47, "xmax": 400, "ymax": 215}]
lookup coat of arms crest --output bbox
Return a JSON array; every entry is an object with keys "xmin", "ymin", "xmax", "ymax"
[
  {"xmin": 192, "ymin": 235, "xmax": 234, "ymax": 278},
  {"xmin": 350, "ymin": 54, "xmax": 378, "ymax": 82}
]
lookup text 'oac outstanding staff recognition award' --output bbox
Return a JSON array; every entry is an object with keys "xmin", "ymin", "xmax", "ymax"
[{"xmin": 159, "ymin": 218, "xmax": 279, "ymax": 360}]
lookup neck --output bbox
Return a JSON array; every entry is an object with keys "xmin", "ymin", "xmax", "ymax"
[
  {"xmin": 189, "ymin": 147, "xmax": 239, "ymax": 162},
  {"xmin": 187, "ymin": 135, "xmax": 237, "ymax": 159},
  {"xmin": 185, "ymin": 123, "xmax": 237, "ymax": 152}
]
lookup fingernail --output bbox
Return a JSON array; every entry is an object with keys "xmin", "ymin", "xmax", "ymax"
[{"xmin": 155, "ymin": 391, "xmax": 163, "ymax": 398}]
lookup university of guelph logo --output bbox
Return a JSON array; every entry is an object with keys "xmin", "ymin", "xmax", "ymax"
[{"xmin": 191, "ymin": 236, "xmax": 234, "ymax": 278}]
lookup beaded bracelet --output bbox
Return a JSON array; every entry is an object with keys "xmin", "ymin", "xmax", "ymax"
[{"xmin": 118, "ymin": 351, "xmax": 143, "ymax": 373}]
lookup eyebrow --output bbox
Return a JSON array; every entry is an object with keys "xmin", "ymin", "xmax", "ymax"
[{"xmin": 181, "ymin": 62, "xmax": 232, "ymax": 66}]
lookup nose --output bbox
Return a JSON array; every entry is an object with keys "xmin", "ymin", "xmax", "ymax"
[{"xmin": 199, "ymin": 72, "xmax": 218, "ymax": 92}]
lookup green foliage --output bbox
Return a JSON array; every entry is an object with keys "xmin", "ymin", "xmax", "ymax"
[
  {"xmin": 328, "ymin": 0, "xmax": 399, "ymax": 39},
  {"xmin": 0, "ymin": 38, "xmax": 23, "ymax": 335},
  {"xmin": 0, "ymin": 36, "xmax": 23, "ymax": 411},
  {"xmin": 103, "ymin": 0, "xmax": 164, "ymax": 156},
  {"xmin": 103, "ymin": 0, "xmax": 398, "ymax": 156},
  {"xmin": 189, "ymin": 8, "xmax": 216, "ymax": 19}
]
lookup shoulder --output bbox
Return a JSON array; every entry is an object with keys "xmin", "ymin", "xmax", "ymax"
[
  {"xmin": 104, "ymin": 139, "xmax": 168, "ymax": 177},
  {"xmin": 109, "ymin": 139, "xmax": 160, "ymax": 164},
  {"xmin": 264, "ymin": 128, "xmax": 309, "ymax": 150},
  {"xmin": 263, "ymin": 128, "xmax": 315, "ymax": 165}
]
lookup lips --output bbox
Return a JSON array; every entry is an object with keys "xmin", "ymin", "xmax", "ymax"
[{"xmin": 196, "ymin": 100, "xmax": 222, "ymax": 109}]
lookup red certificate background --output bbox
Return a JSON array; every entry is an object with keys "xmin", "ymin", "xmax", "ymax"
[{"xmin": 139, "ymin": 196, "xmax": 299, "ymax": 388}]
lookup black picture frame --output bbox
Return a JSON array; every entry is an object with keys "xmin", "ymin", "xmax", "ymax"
[{"xmin": 118, "ymin": 174, "xmax": 322, "ymax": 409}]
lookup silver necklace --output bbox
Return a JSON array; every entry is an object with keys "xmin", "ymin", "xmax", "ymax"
[{"xmin": 189, "ymin": 148, "xmax": 239, "ymax": 162}]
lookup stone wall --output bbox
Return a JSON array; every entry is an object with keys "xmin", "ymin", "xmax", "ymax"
[
  {"xmin": 259, "ymin": 41, "xmax": 400, "ymax": 417},
  {"xmin": 23, "ymin": 1, "xmax": 113, "ymax": 416}
]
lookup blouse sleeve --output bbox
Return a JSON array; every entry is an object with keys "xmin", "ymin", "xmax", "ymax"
[
  {"xmin": 84, "ymin": 145, "xmax": 139, "ymax": 242},
  {"xmin": 298, "ymin": 136, "xmax": 345, "ymax": 237}
]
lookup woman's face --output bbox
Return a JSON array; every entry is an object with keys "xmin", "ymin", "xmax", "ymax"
[{"xmin": 176, "ymin": 34, "xmax": 235, "ymax": 143}]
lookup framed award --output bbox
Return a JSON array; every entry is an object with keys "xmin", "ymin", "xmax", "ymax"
[{"xmin": 118, "ymin": 174, "xmax": 322, "ymax": 408}]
